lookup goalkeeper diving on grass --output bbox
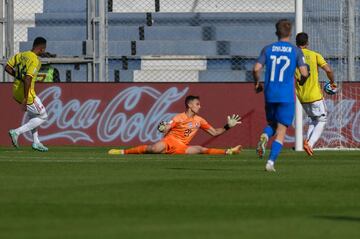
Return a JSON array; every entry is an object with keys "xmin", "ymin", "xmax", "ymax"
[{"xmin": 108, "ymin": 95, "xmax": 242, "ymax": 155}]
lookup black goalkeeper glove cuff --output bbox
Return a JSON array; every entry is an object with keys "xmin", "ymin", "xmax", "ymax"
[{"xmin": 224, "ymin": 124, "xmax": 230, "ymax": 131}]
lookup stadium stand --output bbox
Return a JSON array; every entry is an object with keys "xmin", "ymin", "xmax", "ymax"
[{"xmin": 19, "ymin": 0, "xmax": 350, "ymax": 82}]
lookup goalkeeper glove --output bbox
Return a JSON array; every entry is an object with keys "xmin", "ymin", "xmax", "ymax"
[
  {"xmin": 157, "ymin": 121, "xmax": 167, "ymax": 133},
  {"xmin": 224, "ymin": 114, "xmax": 242, "ymax": 130}
]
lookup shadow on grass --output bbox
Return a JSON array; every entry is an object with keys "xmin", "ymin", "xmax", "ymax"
[
  {"xmin": 314, "ymin": 215, "xmax": 360, "ymax": 222},
  {"xmin": 166, "ymin": 167, "xmax": 235, "ymax": 172}
]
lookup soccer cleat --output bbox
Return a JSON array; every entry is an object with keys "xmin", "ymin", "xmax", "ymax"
[
  {"xmin": 265, "ymin": 161, "xmax": 276, "ymax": 172},
  {"xmin": 225, "ymin": 145, "xmax": 242, "ymax": 155},
  {"xmin": 256, "ymin": 133, "xmax": 268, "ymax": 159},
  {"xmin": 108, "ymin": 149, "xmax": 125, "ymax": 155},
  {"xmin": 32, "ymin": 143, "xmax": 48, "ymax": 152},
  {"xmin": 303, "ymin": 139, "xmax": 313, "ymax": 156},
  {"xmin": 8, "ymin": 129, "xmax": 19, "ymax": 148}
]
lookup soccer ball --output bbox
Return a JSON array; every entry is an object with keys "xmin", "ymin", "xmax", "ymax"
[{"xmin": 324, "ymin": 82, "xmax": 337, "ymax": 95}]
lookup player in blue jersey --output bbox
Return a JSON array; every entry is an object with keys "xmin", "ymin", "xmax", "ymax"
[{"xmin": 253, "ymin": 19, "xmax": 309, "ymax": 172}]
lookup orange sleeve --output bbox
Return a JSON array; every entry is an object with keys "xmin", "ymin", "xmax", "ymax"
[
  {"xmin": 169, "ymin": 114, "xmax": 181, "ymax": 128},
  {"xmin": 200, "ymin": 117, "xmax": 212, "ymax": 130}
]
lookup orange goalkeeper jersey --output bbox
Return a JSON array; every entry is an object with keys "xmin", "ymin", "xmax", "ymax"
[{"xmin": 165, "ymin": 112, "xmax": 212, "ymax": 145}]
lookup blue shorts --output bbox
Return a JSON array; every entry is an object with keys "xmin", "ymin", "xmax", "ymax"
[{"xmin": 265, "ymin": 102, "xmax": 295, "ymax": 127}]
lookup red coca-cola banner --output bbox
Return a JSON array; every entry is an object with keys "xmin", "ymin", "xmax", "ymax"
[{"xmin": 0, "ymin": 83, "xmax": 359, "ymax": 148}]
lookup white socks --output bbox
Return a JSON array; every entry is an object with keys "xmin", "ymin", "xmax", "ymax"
[
  {"xmin": 31, "ymin": 129, "xmax": 41, "ymax": 144},
  {"xmin": 307, "ymin": 123, "xmax": 315, "ymax": 141},
  {"xmin": 308, "ymin": 121, "xmax": 326, "ymax": 148}
]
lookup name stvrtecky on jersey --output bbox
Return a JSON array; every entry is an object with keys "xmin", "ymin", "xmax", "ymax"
[{"xmin": 271, "ymin": 46, "xmax": 292, "ymax": 53}]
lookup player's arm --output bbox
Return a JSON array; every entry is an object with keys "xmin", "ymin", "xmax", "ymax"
[
  {"xmin": 297, "ymin": 64, "xmax": 310, "ymax": 86},
  {"xmin": 205, "ymin": 127, "xmax": 226, "ymax": 137},
  {"xmin": 5, "ymin": 64, "xmax": 15, "ymax": 77},
  {"xmin": 296, "ymin": 48, "xmax": 309, "ymax": 85},
  {"xmin": 253, "ymin": 47, "xmax": 266, "ymax": 93},
  {"xmin": 322, "ymin": 64, "xmax": 336, "ymax": 90},
  {"xmin": 321, "ymin": 64, "xmax": 335, "ymax": 84},
  {"xmin": 22, "ymin": 75, "xmax": 32, "ymax": 111},
  {"xmin": 253, "ymin": 63, "xmax": 264, "ymax": 93},
  {"xmin": 316, "ymin": 52, "xmax": 336, "ymax": 89},
  {"xmin": 204, "ymin": 114, "xmax": 242, "ymax": 136},
  {"xmin": 5, "ymin": 55, "xmax": 16, "ymax": 77},
  {"xmin": 22, "ymin": 59, "xmax": 39, "ymax": 110}
]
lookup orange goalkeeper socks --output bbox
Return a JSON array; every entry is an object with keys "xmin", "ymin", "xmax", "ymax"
[
  {"xmin": 124, "ymin": 145, "xmax": 148, "ymax": 154},
  {"xmin": 204, "ymin": 148, "xmax": 226, "ymax": 155}
]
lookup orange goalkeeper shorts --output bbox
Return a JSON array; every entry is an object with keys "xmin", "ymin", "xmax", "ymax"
[{"xmin": 162, "ymin": 136, "xmax": 188, "ymax": 154}]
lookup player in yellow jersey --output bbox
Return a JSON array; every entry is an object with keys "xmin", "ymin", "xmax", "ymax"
[
  {"xmin": 5, "ymin": 37, "xmax": 49, "ymax": 152},
  {"xmin": 108, "ymin": 95, "xmax": 242, "ymax": 155},
  {"xmin": 295, "ymin": 32, "xmax": 336, "ymax": 156}
]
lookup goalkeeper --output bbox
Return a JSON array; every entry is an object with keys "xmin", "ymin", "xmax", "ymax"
[
  {"xmin": 108, "ymin": 95, "xmax": 242, "ymax": 155},
  {"xmin": 295, "ymin": 32, "xmax": 336, "ymax": 156}
]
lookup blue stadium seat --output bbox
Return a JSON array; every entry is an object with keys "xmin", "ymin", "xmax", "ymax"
[
  {"xmin": 152, "ymin": 12, "xmax": 294, "ymax": 26},
  {"xmin": 214, "ymin": 26, "xmax": 277, "ymax": 41},
  {"xmin": 43, "ymin": 0, "xmax": 86, "ymax": 13},
  {"xmin": 108, "ymin": 13, "xmax": 147, "ymax": 26},
  {"xmin": 136, "ymin": 41, "xmax": 217, "ymax": 55},
  {"xmin": 144, "ymin": 26, "xmax": 203, "ymax": 40},
  {"xmin": 35, "ymin": 13, "xmax": 87, "ymax": 26},
  {"xmin": 108, "ymin": 41, "xmax": 132, "ymax": 56},
  {"xmin": 229, "ymin": 41, "xmax": 272, "ymax": 57},
  {"xmin": 28, "ymin": 27, "xmax": 86, "ymax": 41},
  {"xmin": 20, "ymin": 41, "xmax": 84, "ymax": 56},
  {"xmin": 199, "ymin": 70, "xmax": 247, "ymax": 82},
  {"xmin": 206, "ymin": 58, "xmax": 256, "ymax": 70},
  {"xmin": 109, "ymin": 26, "xmax": 139, "ymax": 41}
]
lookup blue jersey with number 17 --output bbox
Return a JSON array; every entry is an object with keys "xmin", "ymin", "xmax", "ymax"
[{"xmin": 257, "ymin": 41, "xmax": 306, "ymax": 103}]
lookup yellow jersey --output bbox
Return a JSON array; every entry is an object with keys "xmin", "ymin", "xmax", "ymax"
[
  {"xmin": 7, "ymin": 51, "xmax": 41, "ymax": 104},
  {"xmin": 295, "ymin": 48, "xmax": 327, "ymax": 103}
]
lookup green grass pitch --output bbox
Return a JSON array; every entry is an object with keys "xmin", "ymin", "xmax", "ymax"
[{"xmin": 0, "ymin": 146, "xmax": 359, "ymax": 239}]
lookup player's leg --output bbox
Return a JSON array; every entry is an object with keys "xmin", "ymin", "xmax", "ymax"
[
  {"xmin": 306, "ymin": 121, "xmax": 316, "ymax": 142},
  {"xmin": 28, "ymin": 115, "xmax": 48, "ymax": 152},
  {"xmin": 186, "ymin": 145, "xmax": 242, "ymax": 155},
  {"xmin": 109, "ymin": 145, "xmax": 148, "ymax": 155},
  {"xmin": 265, "ymin": 102, "xmax": 294, "ymax": 172},
  {"xmin": 257, "ymin": 102, "xmax": 277, "ymax": 158},
  {"xmin": 146, "ymin": 141, "xmax": 167, "ymax": 153},
  {"xmin": 302, "ymin": 103, "xmax": 315, "ymax": 156},
  {"xmin": 9, "ymin": 97, "xmax": 48, "ymax": 151},
  {"xmin": 303, "ymin": 117, "xmax": 316, "ymax": 156},
  {"xmin": 303, "ymin": 100, "xmax": 327, "ymax": 155},
  {"xmin": 108, "ymin": 141, "xmax": 166, "ymax": 155},
  {"xmin": 302, "ymin": 103, "xmax": 315, "ymax": 141},
  {"xmin": 30, "ymin": 97, "xmax": 48, "ymax": 151},
  {"xmin": 265, "ymin": 123, "xmax": 286, "ymax": 172},
  {"xmin": 307, "ymin": 100, "xmax": 327, "ymax": 149},
  {"xmin": 186, "ymin": 146, "xmax": 208, "ymax": 154}
]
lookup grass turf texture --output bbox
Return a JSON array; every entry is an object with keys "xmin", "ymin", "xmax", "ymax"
[{"xmin": 0, "ymin": 147, "xmax": 359, "ymax": 239}]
